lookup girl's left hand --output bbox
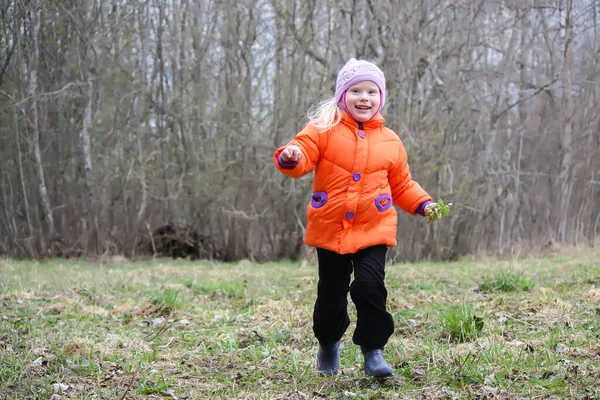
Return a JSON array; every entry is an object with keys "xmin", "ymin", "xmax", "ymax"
[
  {"xmin": 424, "ymin": 203, "xmax": 437, "ymax": 222},
  {"xmin": 424, "ymin": 200, "xmax": 452, "ymax": 222}
]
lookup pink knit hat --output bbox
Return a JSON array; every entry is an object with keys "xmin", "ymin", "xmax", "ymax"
[{"xmin": 335, "ymin": 58, "xmax": 386, "ymax": 114}]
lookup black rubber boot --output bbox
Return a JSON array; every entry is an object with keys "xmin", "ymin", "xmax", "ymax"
[
  {"xmin": 361, "ymin": 348, "xmax": 393, "ymax": 377},
  {"xmin": 317, "ymin": 342, "xmax": 340, "ymax": 376}
]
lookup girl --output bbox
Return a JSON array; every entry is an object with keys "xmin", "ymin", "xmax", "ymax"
[{"xmin": 274, "ymin": 58, "xmax": 435, "ymax": 377}]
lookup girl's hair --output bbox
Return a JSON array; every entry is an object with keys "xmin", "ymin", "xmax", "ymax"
[{"xmin": 307, "ymin": 97, "xmax": 342, "ymax": 131}]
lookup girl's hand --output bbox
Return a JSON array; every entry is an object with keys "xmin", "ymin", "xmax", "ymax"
[
  {"xmin": 425, "ymin": 199, "xmax": 452, "ymax": 223},
  {"xmin": 424, "ymin": 203, "xmax": 436, "ymax": 218},
  {"xmin": 281, "ymin": 145, "xmax": 302, "ymax": 163}
]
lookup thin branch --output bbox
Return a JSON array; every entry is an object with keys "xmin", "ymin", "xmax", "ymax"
[
  {"xmin": 491, "ymin": 77, "xmax": 559, "ymax": 125},
  {"xmin": 118, "ymin": 362, "xmax": 140, "ymax": 400},
  {"xmin": 0, "ymin": 82, "xmax": 88, "ymax": 111}
]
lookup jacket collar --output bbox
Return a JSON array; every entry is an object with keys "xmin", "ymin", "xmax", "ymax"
[{"xmin": 339, "ymin": 111, "xmax": 385, "ymax": 130}]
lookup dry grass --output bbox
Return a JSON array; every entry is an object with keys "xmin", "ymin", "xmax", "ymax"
[{"xmin": 1, "ymin": 252, "xmax": 599, "ymax": 399}]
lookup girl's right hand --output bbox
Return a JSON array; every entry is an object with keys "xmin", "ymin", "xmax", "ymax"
[{"xmin": 281, "ymin": 145, "xmax": 302, "ymax": 163}]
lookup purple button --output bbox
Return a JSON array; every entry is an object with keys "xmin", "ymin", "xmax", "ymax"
[
  {"xmin": 352, "ymin": 172, "xmax": 361, "ymax": 181},
  {"xmin": 346, "ymin": 211, "xmax": 355, "ymax": 219},
  {"xmin": 357, "ymin": 131, "xmax": 366, "ymax": 138}
]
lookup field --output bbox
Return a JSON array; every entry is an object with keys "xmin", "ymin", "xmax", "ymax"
[{"xmin": 1, "ymin": 250, "xmax": 599, "ymax": 399}]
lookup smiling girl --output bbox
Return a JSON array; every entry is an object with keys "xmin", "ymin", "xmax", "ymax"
[{"xmin": 274, "ymin": 58, "xmax": 435, "ymax": 377}]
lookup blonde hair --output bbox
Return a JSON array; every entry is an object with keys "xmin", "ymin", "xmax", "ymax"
[{"xmin": 307, "ymin": 97, "xmax": 342, "ymax": 131}]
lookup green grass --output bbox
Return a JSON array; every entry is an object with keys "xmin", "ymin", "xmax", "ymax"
[
  {"xmin": 478, "ymin": 270, "xmax": 536, "ymax": 292},
  {"xmin": 1, "ymin": 251, "xmax": 599, "ymax": 399},
  {"xmin": 438, "ymin": 303, "xmax": 484, "ymax": 342},
  {"xmin": 149, "ymin": 288, "xmax": 182, "ymax": 315}
]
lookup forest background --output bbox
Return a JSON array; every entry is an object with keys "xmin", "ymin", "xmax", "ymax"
[{"xmin": 0, "ymin": 0, "xmax": 598, "ymax": 262}]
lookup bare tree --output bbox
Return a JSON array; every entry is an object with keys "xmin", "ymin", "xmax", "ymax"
[
  {"xmin": 27, "ymin": 2, "xmax": 55, "ymax": 243},
  {"xmin": 557, "ymin": 0, "xmax": 574, "ymax": 242},
  {"xmin": 0, "ymin": 0, "xmax": 598, "ymax": 261}
]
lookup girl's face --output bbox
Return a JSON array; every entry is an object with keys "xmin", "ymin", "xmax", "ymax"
[{"xmin": 344, "ymin": 81, "xmax": 381, "ymax": 122}]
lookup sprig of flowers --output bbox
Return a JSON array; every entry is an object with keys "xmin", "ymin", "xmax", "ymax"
[{"xmin": 426, "ymin": 198, "xmax": 452, "ymax": 223}]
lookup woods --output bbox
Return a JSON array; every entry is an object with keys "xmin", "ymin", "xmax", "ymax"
[{"xmin": 0, "ymin": 0, "xmax": 598, "ymax": 261}]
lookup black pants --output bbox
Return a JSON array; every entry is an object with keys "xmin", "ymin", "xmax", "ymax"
[{"xmin": 312, "ymin": 245, "xmax": 394, "ymax": 350}]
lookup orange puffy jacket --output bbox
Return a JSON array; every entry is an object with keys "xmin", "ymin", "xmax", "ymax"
[{"xmin": 274, "ymin": 112, "xmax": 431, "ymax": 254}]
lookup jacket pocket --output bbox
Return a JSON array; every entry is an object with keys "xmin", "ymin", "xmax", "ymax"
[
  {"xmin": 310, "ymin": 192, "xmax": 328, "ymax": 208},
  {"xmin": 374, "ymin": 194, "xmax": 392, "ymax": 212}
]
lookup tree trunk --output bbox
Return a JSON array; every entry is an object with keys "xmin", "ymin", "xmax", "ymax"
[
  {"xmin": 558, "ymin": 0, "xmax": 574, "ymax": 242},
  {"xmin": 28, "ymin": 3, "xmax": 55, "ymax": 243}
]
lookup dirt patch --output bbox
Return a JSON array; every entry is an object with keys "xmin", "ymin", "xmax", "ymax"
[
  {"xmin": 99, "ymin": 374, "xmax": 139, "ymax": 398},
  {"xmin": 94, "ymin": 334, "xmax": 152, "ymax": 357},
  {"xmin": 60, "ymin": 377, "xmax": 95, "ymax": 397},
  {"xmin": 126, "ymin": 265, "xmax": 190, "ymax": 286},
  {"xmin": 42, "ymin": 297, "xmax": 108, "ymax": 317},
  {"xmin": 62, "ymin": 338, "xmax": 95, "ymax": 356},
  {"xmin": 112, "ymin": 299, "xmax": 138, "ymax": 314},
  {"xmin": 80, "ymin": 304, "xmax": 110, "ymax": 317},
  {"xmin": 24, "ymin": 355, "xmax": 53, "ymax": 378},
  {"xmin": 409, "ymin": 290, "xmax": 454, "ymax": 307},
  {"xmin": 133, "ymin": 301, "xmax": 166, "ymax": 318},
  {"xmin": 585, "ymin": 289, "xmax": 600, "ymax": 301},
  {"xmin": 148, "ymin": 361, "xmax": 178, "ymax": 374},
  {"xmin": 254, "ymin": 299, "xmax": 300, "ymax": 328},
  {"xmin": 1, "ymin": 290, "xmax": 36, "ymax": 301},
  {"xmin": 0, "ymin": 333, "xmax": 13, "ymax": 354},
  {"xmin": 42, "ymin": 302, "xmax": 70, "ymax": 315},
  {"xmin": 533, "ymin": 298, "xmax": 572, "ymax": 326},
  {"xmin": 270, "ymin": 391, "xmax": 310, "ymax": 400},
  {"xmin": 26, "ymin": 338, "xmax": 50, "ymax": 353}
]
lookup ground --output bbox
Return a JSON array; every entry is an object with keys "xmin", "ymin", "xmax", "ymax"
[{"xmin": 1, "ymin": 249, "xmax": 599, "ymax": 399}]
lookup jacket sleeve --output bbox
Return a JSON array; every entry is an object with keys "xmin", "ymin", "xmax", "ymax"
[
  {"xmin": 389, "ymin": 140, "xmax": 432, "ymax": 215},
  {"xmin": 273, "ymin": 123, "xmax": 322, "ymax": 178}
]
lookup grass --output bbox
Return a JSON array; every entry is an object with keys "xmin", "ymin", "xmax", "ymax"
[
  {"xmin": 478, "ymin": 270, "xmax": 536, "ymax": 293},
  {"xmin": 0, "ymin": 251, "xmax": 599, "ymax": 399},
  {"xmin": 149, "ymin": 288, "xmax": 182, "ymax": 316},
  {"xmin": 438, "ymin": 303, "xmax": 484, "ymax": 342}
]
